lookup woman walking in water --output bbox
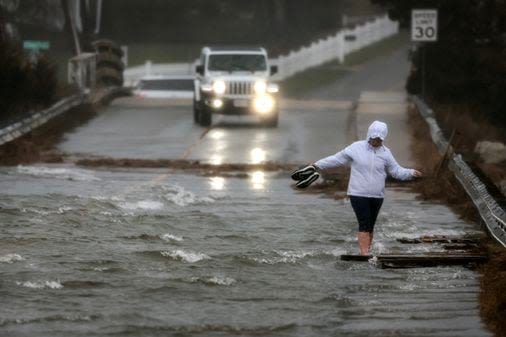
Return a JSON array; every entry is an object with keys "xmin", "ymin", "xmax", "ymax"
[{"xmin": 292, "ymin": 120, "xmax": 422, "ymax": 256}]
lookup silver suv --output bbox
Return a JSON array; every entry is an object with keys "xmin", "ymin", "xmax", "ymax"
[{"xmin": 193, "ymin": 46, "xmax": 279, "ymax": 127}]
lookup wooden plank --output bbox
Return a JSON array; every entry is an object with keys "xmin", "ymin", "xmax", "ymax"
[
  {"xmin": 340, "ymin": 254, "xmax": 487, "ymax": 269},
  {"xmin": 340, "ymin": 254, "xmax": 371, "ymax": 261},
  {"xmin": 377, "ymin": 254, "xmax": 487, "ymax": 269},
  {"xmin": 443, "ymin": 243, "xmax": 479, "ymax": 251},
  {"xmin": 397, "ymin": 235, "xmax": 480, "ymax": 244}
]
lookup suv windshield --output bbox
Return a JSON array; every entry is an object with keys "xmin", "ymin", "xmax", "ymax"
[{"xmin": 208, "ymin": 54, "xmax": 267, "ymax": 72}]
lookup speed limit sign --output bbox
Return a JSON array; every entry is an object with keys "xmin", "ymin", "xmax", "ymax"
[{"xmin": 411, "ymin": 9, "xmax": 438, "ymax": 42}]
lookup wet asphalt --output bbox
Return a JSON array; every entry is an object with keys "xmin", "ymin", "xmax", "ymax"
[{"xmin": 0, "ymin": 35, "xmax": 492, "ymax": 336}]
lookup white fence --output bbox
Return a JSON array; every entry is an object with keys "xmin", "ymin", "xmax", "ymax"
[
  {"xmin": 271, "ymin": 15, "xmax": 398, "ymax": 81},
  {"xmin": 124, "ymin": 14, "xmax": 399, "ymax": 86},
  {"xmin": 68, "ymin": 52, "xmax": 97, "ymax": 92}
]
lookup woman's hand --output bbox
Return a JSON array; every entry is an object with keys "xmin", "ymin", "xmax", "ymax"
[{"xmin": 412, "ymin": 170, "xmax": 423, "ymax": 178}]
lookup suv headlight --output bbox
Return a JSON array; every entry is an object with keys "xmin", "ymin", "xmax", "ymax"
[
  {"xmin": 267, "ymin": 83, "xmax": 279, "ymax": 94},
  {"xmin": 201, "ymin": 84, "xmax": 212, "ymax": 92},
  {"xmin": 254, "ymin": 81, "xmax": 267, "ymax": 94},
  {"xmin": 213, "ymin": 80, "xmax": 226, "ymax": 95},
  {"xmin": 254, "ymin": 95, "xmax": 275, "ymax": 114}
]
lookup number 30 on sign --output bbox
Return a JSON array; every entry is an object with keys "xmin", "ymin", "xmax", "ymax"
[{"xmin": 411, "ymin": 9, "xmax": 438, "ymax": 42}]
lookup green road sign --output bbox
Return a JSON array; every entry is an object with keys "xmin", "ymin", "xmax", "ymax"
[{"xmin": 23, "ymin": 40, "xmax": 50, "ymax": 50}]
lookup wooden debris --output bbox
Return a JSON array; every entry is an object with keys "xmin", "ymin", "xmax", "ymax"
[
  {"xmin": 396, "ymin": 235, "xmax": 481, "ymax": 244},
  {"xmin": 443, "ymin": 243, "xmax": 479, "ymax": 251},
  {"xmin": 340, "ymin": 255, "xmax": 372, "ymax": 262},
  {"xmin": 340, "ymin": 253, "xmax": 487, "ymax": 269}
]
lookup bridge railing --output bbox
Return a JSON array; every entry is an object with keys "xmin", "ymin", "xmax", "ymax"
[
  {"xmin": 0, "ymin": 94, "xmax": 86, "ymax": 147},
  {"xmin": 0, "ymin": 87, "xmax": 130, "ymax": 147},
  {"xmin": 412, "ymin": 95, "xmax": 506, "ymax": 247}
]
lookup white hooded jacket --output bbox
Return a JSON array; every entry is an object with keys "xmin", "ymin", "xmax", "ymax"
[{"xmin": 315, "ymin": 121, "xmax": 414, "ymax": 198}]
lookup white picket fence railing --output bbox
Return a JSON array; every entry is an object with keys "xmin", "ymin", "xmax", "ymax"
[
  {"xmin": 271, "ymin": 15, "xmax": 398, "ymax": 81},
  {"xmin": 124, "ymin": 14, "xmax": 399, "ymax": 86}
]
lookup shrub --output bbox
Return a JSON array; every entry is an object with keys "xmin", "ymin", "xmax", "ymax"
[{"xmin": 0, "ymin": 37, "xmax": 57, "ymax": 125}]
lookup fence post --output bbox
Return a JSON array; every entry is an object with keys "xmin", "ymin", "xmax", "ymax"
[
  {"xmin": 337, "ymin": 32, "xmax": 344, "ymax": 63},
  {"xmin": 145, "ymin": 60, "xmax": 152, "ymax": 76}
]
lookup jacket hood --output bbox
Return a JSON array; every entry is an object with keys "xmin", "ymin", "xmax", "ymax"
[{"xmin": 366, "ymin": 120, "xmax": 388, "ymax": 141}]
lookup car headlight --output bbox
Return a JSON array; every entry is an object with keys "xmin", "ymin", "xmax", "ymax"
[
  {"xmin": 211, "ymin": 98, "xmax": 223, "ymax": 109},
  {"xmin": 201, "ymin": 84, "xmax": 212, "ymax": 92},
  {"xmin": 267, "ymin": 83, "xmax": 279, "ymax": 93},
  {"xmin": 253, "ymin": 81, "xmax": 267, "ymax": 94},
  {"xmin": 213, "ymin": 80, "xmax": 226, "ymax": 95},
  {"xmin": 253, "ymin": 95, "xmax": 275, "ymax": 114}
]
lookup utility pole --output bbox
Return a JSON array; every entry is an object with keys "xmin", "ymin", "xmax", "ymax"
[
  {"xmin": 61, "ymin": 0, "xmax": 81, "ymax": 55},
  {"xmin": 0, "ymin": 5, "xmax": 6, "ymax": 43}
]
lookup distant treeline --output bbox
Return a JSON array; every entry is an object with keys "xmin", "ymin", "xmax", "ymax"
[
  {"xmin": 373, "ymin": 0, "xmax": 506, "ymax": 126},
  {"xmin": 101, "ymin": 0, "xmax": 380, "ymax": 54},
  {"xmin": 0, "ymin": 0, "xmax": 378, "ymax": 123}
]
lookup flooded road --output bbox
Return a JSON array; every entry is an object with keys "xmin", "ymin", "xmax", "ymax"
[
  {"xmin": 0, "ymin": 165, "xmax": 490, "ymax": 336},
  {"xmin": 1, "ymin": 37, "xmax": 492, "ymax": 336}
]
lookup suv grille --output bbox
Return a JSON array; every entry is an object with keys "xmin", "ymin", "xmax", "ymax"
[{"xmin": 227, "ymin": 81, "xmax": 252, "ymax": 95}]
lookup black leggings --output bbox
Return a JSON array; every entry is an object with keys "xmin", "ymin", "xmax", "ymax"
[{"xmin": 349, "ymin": 196, "xmax": 384, "ymax": 233}]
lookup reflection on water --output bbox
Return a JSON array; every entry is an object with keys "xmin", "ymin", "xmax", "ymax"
[
  {"xmin": 250, "ymin": 148, "xmax": 266, "ymax": 164},
  {"xmin": 209, "ymin": 130, "xmax": 225, "ymax": 140},
  {"xmin": 209, "ymin": 176, "xmax": 225, "ymax": 190},
  {"xmin": 208, "ymin": 130, "xmax": 226, "ymax": 165},
  {"xmin": 210, "ymin": 154, "xmax": 223, "ymax": 165},
  {"xmin": 250, "ymin": 171, "xmax": 265, "ymax": 189}
]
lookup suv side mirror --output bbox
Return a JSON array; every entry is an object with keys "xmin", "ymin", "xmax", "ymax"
[
  {"xmin": 270, "ymin": 65, "xmax": 278, "ymax": 75},
  {"xmin": 195, "ymin": 65, "xmax": 204, "ymax": 75}
]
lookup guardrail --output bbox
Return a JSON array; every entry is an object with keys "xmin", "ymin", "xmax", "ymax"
[
  {"xmin": 412, "ymin": 95, "xmax": 506, "ymax": 247},
  {"xmin": 0, "ymin": 87, "xmax": 130, "ymax": 147},
  {"xmin": 0, "ymin": 94, "xmax": 86, "ymax": 147},
  {"xmin": 124, "ymin": 14, "xmax": 399, "ymax": 86}
]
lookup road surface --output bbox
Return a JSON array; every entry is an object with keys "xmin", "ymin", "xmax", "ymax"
[{"xmin": 0, "ymin": 36, "xmax": 491, "ymax": 337}]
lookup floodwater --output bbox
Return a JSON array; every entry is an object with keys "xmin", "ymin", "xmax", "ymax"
[{"xmin": 0, "ymin": 164, "xmax": 491, "ymax": 336}]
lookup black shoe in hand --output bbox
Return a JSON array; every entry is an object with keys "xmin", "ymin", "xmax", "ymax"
[
  {"xmin": 295, "ymin": 172, "xmax": 319, "ymax": 188},
  {"xmin": 291, "ymin": 165, "xmax": 316, "ymax": 181}
]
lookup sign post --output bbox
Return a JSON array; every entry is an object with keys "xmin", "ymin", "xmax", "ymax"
[
  {"xmin": 411, "ymin": 9, "xmax": 438, "ymax": 98},
  {"xmin": 23, "ymin": 40, "xmax": 51, "ymax": 65}
]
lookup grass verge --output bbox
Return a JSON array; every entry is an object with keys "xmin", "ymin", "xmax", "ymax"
[
  {"xmin": 280, "ymin": 31, "xmax": 409, "ymax": 98},
  {"xmin": 407, "ymin": 106, "xmax": 479, "ymax": 221}
]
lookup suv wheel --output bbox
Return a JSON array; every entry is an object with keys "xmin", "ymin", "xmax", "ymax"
[
  {"xmin": 199, "ymin": 107, "xmax": 212, "ymax": 127},
  {"xmin": 193, "ymin": 100, "xmax": 200, "ymax": 124}
]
